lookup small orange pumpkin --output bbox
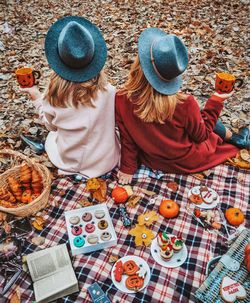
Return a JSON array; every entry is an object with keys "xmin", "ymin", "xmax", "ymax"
[
  {"xmin": 159, "ymin": 200, "xmax": 180, "ymax": 219},
  {"xmin": 112, "ymin": 187, "xmax": 128, "ymax": 204},
  {"xmin": 225, "ymin": 208, "xmax": 245, "ymax": 226}
]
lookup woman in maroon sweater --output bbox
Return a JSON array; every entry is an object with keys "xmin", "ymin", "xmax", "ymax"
[{"xmin": 115, "ymin": 28, "xmax": 249, "ymax": 184}]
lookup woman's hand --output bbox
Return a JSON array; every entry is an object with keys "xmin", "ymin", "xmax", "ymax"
[
  {"xmin": 213, "ymin": 91, "xmax": 235, "ymax": 100},
  {"xmin": 117, "ymin": 171, "xmax": 133, "ymax": 185},
  {"xmin": 19, "ymin": 86, "xmax": 42, "ymax": 101}
]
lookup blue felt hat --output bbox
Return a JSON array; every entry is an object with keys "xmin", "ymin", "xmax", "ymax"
[
  {"xmin": 45, "ymin": 16, "xmax": 107, "ymax": 82},
  {"xmin": 138, "ymin": 28, "xmax": 188, "ymax": 95}
]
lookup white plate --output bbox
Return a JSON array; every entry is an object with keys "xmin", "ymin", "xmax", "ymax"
[
  {"xmin": 150, "ymin": 237, "xmax": 188, "ymax": 268},
  {"xmin": 111, "ymin": 255, "xmax": 151, "ymax": 293},
  {"xmin": 188, "ymin": 186, "xmax": 220, "ymax": 209}
]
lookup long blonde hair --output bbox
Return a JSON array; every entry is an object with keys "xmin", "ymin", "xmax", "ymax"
[
  {"xmin": 45, "ymin": 70, "xmax": 107, "ymax": 108},
  {"xmin": 121, "ymin": 56, "xmax": 184, "ymax": 123}
]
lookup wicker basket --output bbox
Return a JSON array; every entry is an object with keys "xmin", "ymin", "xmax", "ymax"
[{"xmin": 0, "ymin": 149, "xmax": 52, "ymax": 217}]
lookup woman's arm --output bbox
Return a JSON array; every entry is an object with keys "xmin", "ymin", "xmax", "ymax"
[
  {"xmin": 185, "ymin": 95, "xmax": 226, "ymax": 143},
  {"xmin": 20, "ymin": 86, "xmax": 57, "ymax": 132}
]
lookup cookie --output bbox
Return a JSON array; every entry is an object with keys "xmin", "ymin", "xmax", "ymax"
[
  {"xmin": 201, "ymin": 190, "xmax": 217, "ymax": 204},
  {"xmin": 114, "ymin": 260, "xmax": 123, "ymax": 282},
  {"xmin": 94, "ymin": 210, "xmax": 105, "ymax": 219},
  {"xmin": 69, "ymin": 216, "xmax": 80, "ymax": 225},
  {"xmin": 71, "ymin": 226, "xmax": 82, "ymax": 236},
  {"xmin": 87, "ymin": 234, "xmax": 98, "ymax": 244},
  {"xmin": 82, "ymin": 212, "xmax": 92, "ymax": 222},
  {"xmin": 123, "ymin": 260, "xmax": 139, "ymax": 275},
  {"xmin": 85, "ymin": 223, "xmax": 95, "ymax": 233},
  {"xmin": 125, "ymin": 275, "xmax": 144, "ymax": 291},
  {"xmin": 98, "ymin": 219, "xmax": 108, "ymax": 230},
  {"xmin": 100, "ymin": 231, "xmax": 111, "ymax": 241},
  {"xmin": 136, "ymin": 266, "xmax": 147, "ymax": 278},
  {"xmin": 220, "ymin": 276, "xmax": 246, "ymax": 303},
  {"xmin": 191, "ymin": 187, "xmax": 201, "ymax": 195},
  {"xmin": 74, "ymin": 236, "xmax": 85, "ymax": 247}
]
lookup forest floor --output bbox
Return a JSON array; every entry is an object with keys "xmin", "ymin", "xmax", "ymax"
[{"xmin": 0, "ymin": 0, "xmax": 249, "ymax": 170}]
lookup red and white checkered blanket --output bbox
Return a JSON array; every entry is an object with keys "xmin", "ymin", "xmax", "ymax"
[{"xmin": 2, "ymin": 164, "xmax": 250, "ymax": 303}]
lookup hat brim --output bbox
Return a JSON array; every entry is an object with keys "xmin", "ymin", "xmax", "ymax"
[
  {"xmin": 138, "ymin": 28, "xmax": 183, "ymax": 95},
  {"xmin": 45, "ymin": 16, "xmax": 107, "ymax": 82}
]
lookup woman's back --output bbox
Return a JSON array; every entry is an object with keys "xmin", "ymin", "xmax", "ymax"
[
  {"xmin": 37, "ymin": 83, "xmax": 120, "ymax": 177},
  {"xmin": 116, "ymin": 92, "xmax": 238, "ymax": 174}
]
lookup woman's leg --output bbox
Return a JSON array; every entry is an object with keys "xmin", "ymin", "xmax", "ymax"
[{"xmin": 214, "ymin": 120, "xmax": 250, "ymax": 149}]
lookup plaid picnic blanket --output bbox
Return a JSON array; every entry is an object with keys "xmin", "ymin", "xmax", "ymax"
[{"xmin": 2, "ymin": 164, "xmax": 250, "ymax": 303}]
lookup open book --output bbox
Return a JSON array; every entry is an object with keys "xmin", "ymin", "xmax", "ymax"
[{"xmin": 27, "ymin": 244, "xmax": 79, "ymax": 303}]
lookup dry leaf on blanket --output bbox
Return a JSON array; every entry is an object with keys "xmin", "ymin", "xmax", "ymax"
[
  {"xmin": 3, "ymin": 221, "xmax": 11, "ymax": 233},
  {"xmin": 78, "ymin": 199, "xmax": 93, "ymax": 207},
  {"xmin": 127, "ymin": 195, "xmax": 141, "ymax": 208},
  {"xmin": 31, "ymin": 215, "xmax": 46, "ymax": 231},
  {"xmin": 86, "ymin": 178, "xmax": 107, "ymax": 202},
  {"xmin": 167, "ymin": 182, "xmax": 178, "ymax": 192},
  {"xmin": 109, "ymin": 254, "xmax": 120, "ymax": 263},
  {"xmin": 32, "ymin": 236, "xmax": 45, "ymax": 246},
  {"xmin": 92, "ymin": 179, "xmax": 107, "ymax": 202},
  {"xmin": 129, "ymin": 224, "xmax": 155, "ymax": 246},
  {"xmin": 192, "ymin": 173, "xmax": 205, "ymax": 181},
  {"xmin": 137, "ymin": 211, "xmax": 159, "ymax": 226},
  {"xmin": 10, "ymin": 287, "xmax": 21, "ymax": 303},
  {"xmin": 138, "ymin": 188, "xmax": 157, "ymax": 196},
  {"xmin": 86, "ymin": 178, "xmax": 101, "ymax": 191},
  {"xmin": 0, "ymin": 211, "xmax": 7, "ymax": 223}
]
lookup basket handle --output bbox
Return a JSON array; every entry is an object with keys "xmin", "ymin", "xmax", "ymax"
[{"xmin": 0, "ymin": 149, "xmax": 37, "ymax": 167}]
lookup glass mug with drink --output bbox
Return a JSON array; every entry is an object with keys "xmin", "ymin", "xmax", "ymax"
[{"xmin": 15, "ymin": 67, "xmax": 41, "ymax": 88}]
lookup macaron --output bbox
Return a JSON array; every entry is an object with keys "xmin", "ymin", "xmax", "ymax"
[
  {"xmin": 69, "ymin": 216, "xmax": 80, "ymax": 225},
  {"xmin": 85, "ymin": 223, "xmax": 95, "ymax": 233},
  {"xmin": 98, "ymin": 220, "xmax": 108, "ymax": 230},
  {"xmin": 101, "ymin": 231, "xmax": 111, "ymax": 241},
  {"xmin": 87, "ymin": 234, "xmax": 99, "ymax": 244},
  {"xmin": 71, "ymin": 226, "xmax": 82, "ymax": 236},
  {"xmin": 94, "ymin": 210, "xmax": 105, "ymax": 219},
  {"xmin": 82, "ymin": 212, "xmax": 92, "ymax": 222},
  {"xmin": 74, "ymin": 236, "xmax": 85, "ymax": 247}
]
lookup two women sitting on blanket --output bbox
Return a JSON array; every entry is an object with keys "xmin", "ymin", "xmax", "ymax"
[{"xmin": 21, "ymin": 16, "xmax": 250, "ymax": 182}]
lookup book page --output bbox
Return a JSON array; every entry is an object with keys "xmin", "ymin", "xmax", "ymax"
[
  {"xmin": 27, "ymin": 244, "xmax": 71, "ymax": 282},
  {"xmin": 33, "ymin": 267, "xmax": 78, "ymax": 303}
]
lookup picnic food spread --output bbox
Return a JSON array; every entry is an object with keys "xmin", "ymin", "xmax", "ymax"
[{"xmin": 0, "ymin": 152, "xmax": 249, "ymax": 302}]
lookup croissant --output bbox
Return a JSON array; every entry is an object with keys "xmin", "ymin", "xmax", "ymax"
[
  {"xmin": 21, "ymin": 189, "xmax": 32, "ymax": 204},
  {"xmin": 31, "ymin": 169, "xmax": 43, "ymax": 195},
  {"xmin": 0, "ymin": 188, "xmax": 16, "ymax": 203},
  {"xmin": 20, "ymin": 164, "xmax": 32, "ymax": 189},
  {"xmin": 0, "ymin": 199, "xmax": 18, "ymax": 208},
  {"xmin": 8, "ymin": 177, "xmax": 22, "ymax": 201}
]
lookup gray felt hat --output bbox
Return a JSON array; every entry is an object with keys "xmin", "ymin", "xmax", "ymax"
[
  {"xmin": 138, "ymin": 28, "xmax": 188, "ymax": 95},
  {"xmin": 45, "ymin": 16, "xmax": 107, "ymax": 82}
]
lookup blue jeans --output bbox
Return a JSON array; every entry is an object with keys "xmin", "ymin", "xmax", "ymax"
[{"xmin": 214, "ymin": 119, "xmax": 226, "ymax": 139}]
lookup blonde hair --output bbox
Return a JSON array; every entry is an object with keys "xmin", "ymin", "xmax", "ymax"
[
  {"xmin": 45, "ymin": 70, "xmax": 107, "ymax": 108},
  {"xmin": 121, "ymin": 56, "xmax": 184, "ymax": 123}
]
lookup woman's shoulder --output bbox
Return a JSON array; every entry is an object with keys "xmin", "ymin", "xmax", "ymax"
[
  {"xmin": 115, "ymin": 90, "xmax": 129, "ymax": 104},
  {"xmin": 178, "ymin": 93, "xmax": 199, "ymax": 107}
]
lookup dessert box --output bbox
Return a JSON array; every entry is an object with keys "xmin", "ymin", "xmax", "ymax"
[
  {"xmin": 65, "ymin": 204, "xmax": 117, "ymax": 256},
  {"xmin": 195, "ymin": 229, "xmax": 250, "ymax": 303}
]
